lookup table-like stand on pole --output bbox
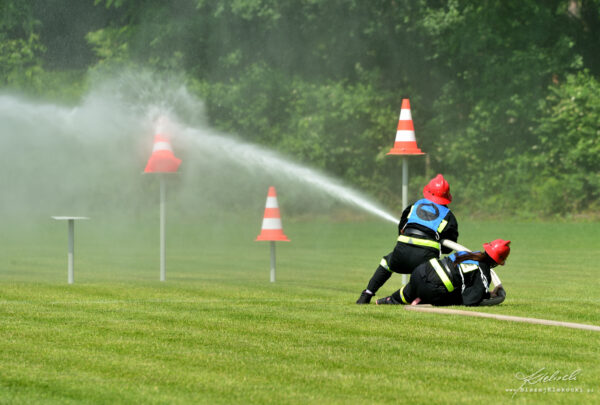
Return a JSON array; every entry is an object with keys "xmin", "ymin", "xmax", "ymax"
[{"xmin": 52, "ymin": 216, "xmax": 89, "ymax": 284}]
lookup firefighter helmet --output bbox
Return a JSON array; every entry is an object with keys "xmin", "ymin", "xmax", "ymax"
[
  {"xmin": 423, "ymin": 174, "xmax": 452, "ymax": 205},
  {"xmin": 483, "ymin": 239, "xmax": 511, "ymax": 266}
]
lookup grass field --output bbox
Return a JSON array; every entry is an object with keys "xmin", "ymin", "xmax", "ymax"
[{"xmin": 0, "ymin": 215, "xmax": 598, "ymax": 404}]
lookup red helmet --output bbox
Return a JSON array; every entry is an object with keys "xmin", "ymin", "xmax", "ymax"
[
  {"xmin": 483, "ymin": 239, "xmax": 511, "ymax": 265},
  {"xmin": 423, "ymin": 174, "xmax": 452, "ymax": 205}
]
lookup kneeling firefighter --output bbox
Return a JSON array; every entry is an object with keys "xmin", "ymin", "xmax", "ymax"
[
  {"xmin": 376, "ymin": 239, "xmax": 511, "ymax": 307},
  {"xmin": 356, "ymin": 174, "xmax": 459, "ymax": 304}
]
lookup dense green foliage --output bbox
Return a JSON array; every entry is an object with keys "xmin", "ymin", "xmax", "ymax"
[
  {"xmin": 0, "ymin": 219, "xmax": 599, "ymax": 403},
  {"xmin": 1, "ymin": 0, "xmax": 599, "ymax": 217}
]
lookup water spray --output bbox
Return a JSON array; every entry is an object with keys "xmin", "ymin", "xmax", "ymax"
[
  {"xmin": 0, "ymin": 74, "xmax": 404, "ymax": 287},
  {"xmin": 0, "ymin": 74, "xmax": 399, "ymax": 225},
  {"xmin": 179, "ymin": 127, "xmax": 399, "ymax": 224}
]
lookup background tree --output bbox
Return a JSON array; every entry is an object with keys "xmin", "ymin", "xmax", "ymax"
[
  {"xmin": 1, "ymin": 0, "xmax": 598, "ymax": 217},
  {"xmin": 0, "ymin": 0, "xmax": 45, "ymax": 91}
]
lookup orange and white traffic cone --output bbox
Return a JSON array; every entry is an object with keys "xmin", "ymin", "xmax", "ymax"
[
  {"xmin": 256, "ymin": 186, "xmax": 290, "ymax": 242},
  {"xmin": 143, "ymin": 121, "xmax": 182, "ymax": 282},
  {"xmin": 256, "ymin": 186, "xmax": 289, "ymax": 283},
  {"xmin": 144, "ymin": 133, "xmax": 182, "ymax": 173},
  {"xmin": 387, "ymin": 98, "xmax": 424, "ymax": 155}
]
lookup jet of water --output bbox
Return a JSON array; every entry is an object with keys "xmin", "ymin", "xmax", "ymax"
[
  {"xmin": 0, "ymin": 71, "xmax": 400, "ymax": 225},
  {"xmin": 177, "ymin": 124, "xmax": 400, "ymax": 224}
]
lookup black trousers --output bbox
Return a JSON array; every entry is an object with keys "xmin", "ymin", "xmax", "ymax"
[
  {"xmin": 393, "ymin": 263, "xmax": 460, "ymax": 306},
  {"xmin": 366, "ymin": 242, "xmax": 439, "ymax": 294},
  {"xmin": 384, "ymin": 242, "xmax": 439, "ymax": 274}
]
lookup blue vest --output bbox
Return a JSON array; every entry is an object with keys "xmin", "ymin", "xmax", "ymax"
[
  {"xmin": 405, "ymin": 198, "xmax": 450, "ymax": 234},
  {"xmin": 449, "ymin": 252, "xmax": 481, "ymax": 272},
  {"xmin": 449, "ymin": 251, "xmax": 478, "ymax": 264}
]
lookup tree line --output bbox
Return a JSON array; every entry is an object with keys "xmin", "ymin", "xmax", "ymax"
[{"xmin": 1, "ymin": 0, "xmax": 599, "ymax": 218}]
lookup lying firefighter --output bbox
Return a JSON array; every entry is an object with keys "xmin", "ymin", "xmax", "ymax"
[{"xmin": 376, "ymin": 239, "xmax": 511, "ymax": 307}]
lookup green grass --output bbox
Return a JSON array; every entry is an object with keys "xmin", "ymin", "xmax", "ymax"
[{"xmin": 0, "ymin": 217, "xmax": 599, "ymax": 404}]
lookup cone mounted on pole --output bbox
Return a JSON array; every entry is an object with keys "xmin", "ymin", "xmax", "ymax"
[
  {"xmin": 144, "ymin": 133, "xmax": 182, "ymax": 173},
  {"xmin": 256, "ymin": 186, "xmax": 290, "ymax": 242},
  {"xmin": 387, "ymin": 98, "xmax": 425, "ymax": 155}
]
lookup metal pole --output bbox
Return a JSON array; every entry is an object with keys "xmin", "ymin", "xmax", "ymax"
[
  {"xmin": 160, "ymin": 176, "xmax": 166, "ymax": 282},
  {"xmin": 402, "ymin": 158, "xmax": 409, "ymax": 286},
  {"xmin": 68, "ymin": 219, "xmax": 74, "ymax": 284},
  {"xmin": 270, "ymin": 241, "xmax": 276, "ymax": 283},
  {"xmin": 402, "ymin": 157, "xmax": 408, "ymax": 210}
]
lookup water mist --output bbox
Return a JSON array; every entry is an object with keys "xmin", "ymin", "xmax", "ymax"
[{"xmin": 0, "ymin": 72, "xmax": 399, "ymax": 225}]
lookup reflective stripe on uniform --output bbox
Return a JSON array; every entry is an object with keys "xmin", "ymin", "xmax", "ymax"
[
  {"xmin": 398, "ymin": 235, "xmax": 441, "ymax": 250},
  {"xmin": 399, "ymin": 286, "xmax": 408, "ymax": 304},
  {"xmin": 380, "ymin": 258, "xmax": 391, "ymax": 272},
  {"xmin": 437, "ymin": 219, "xmax": 448, "ymax": 233},
  {"xmin": 430, "ymin": 259, "xmax": 454, "ymax": 292},
  {"xmin": 459, "ymin": 263, "xmax": 479, "ymax": 273}
]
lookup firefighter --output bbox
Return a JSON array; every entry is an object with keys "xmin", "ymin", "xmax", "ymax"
[
  {"xmin": 356, "ymin": 174, "xmax": 459, "ymax": 304},
  {"xmin": 376, "ymin": 239, "xmax": 511, "ymax": 306}
]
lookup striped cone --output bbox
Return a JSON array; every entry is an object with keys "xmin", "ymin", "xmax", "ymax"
[
  {"xmin": 144, "ymin": 134, "xmax": 182, "ymax": 173},
  {"xmin": 255, "ymin": 186, "xmax": 290, "ymax": 242},
  {"xmin": 387, "ymin": 98, "xmax": 425, "ymax": 155}
]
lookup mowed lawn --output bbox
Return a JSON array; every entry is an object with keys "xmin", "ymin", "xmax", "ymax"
[{"xmin": 0, "ymin": 216, "xmax": 598, "ymax": 404}]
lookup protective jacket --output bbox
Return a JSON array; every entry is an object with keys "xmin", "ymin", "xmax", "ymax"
[
  {"xmin": 361, "ymin": 198, "xmax": 460, "ymax": 299},
  {"xmin": 395, "ymin": 251, "xmax": 494, "ymax": 306},
  {"xmin": 398, "ymin": 200, "xmax": 459, "ymax": 255}
]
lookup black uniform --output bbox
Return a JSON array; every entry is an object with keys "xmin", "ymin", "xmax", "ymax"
[
  {"xmin": 359, "ymin": 201, "xmax": 459, "ymax": 300},
  {"xmin": 387, "ymin": 202, "xmax": 459, "ymax": 271},
  {"xmin": 389, "ymin": 252, "xmax": 493, "ymax": 306}
]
